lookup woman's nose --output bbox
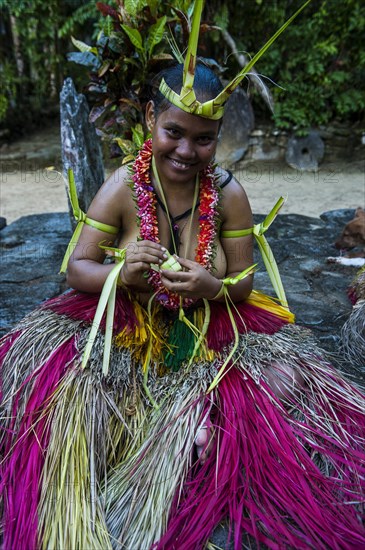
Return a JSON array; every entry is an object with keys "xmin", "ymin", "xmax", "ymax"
[{"xmin": 175, "ymin": 138, "xmax": 195, "ymax": 159}]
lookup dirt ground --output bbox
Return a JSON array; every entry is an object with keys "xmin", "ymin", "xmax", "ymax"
[{"xmin": 0, "ymin": 124, "xmax": 364, "ymax": 223}]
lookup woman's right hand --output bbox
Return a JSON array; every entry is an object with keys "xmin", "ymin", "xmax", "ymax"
[{"xmin": 120, "ymin": 240, "xmax": 168, "ymax": 288}]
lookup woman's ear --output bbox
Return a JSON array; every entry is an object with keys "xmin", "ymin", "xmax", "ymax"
[{"xmin": 145, "ymin": 101, "xmax": 156, "ymax": 132}]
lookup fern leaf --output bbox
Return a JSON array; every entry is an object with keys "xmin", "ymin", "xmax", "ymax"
[
  {"xmin": 122, "ymin": 154, "xmax": 135, "ymax": 165},
  {"xmin": 114, "ymin": 138, "xmax": 135, "ymax": 156},
  {"xmin": 124, "ymin": 0, "xmax": 146, "ymax": 19}
]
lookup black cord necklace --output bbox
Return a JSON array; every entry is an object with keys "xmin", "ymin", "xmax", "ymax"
[{"xmin": 154, "ymin": 192, "xmax": 200, "ymax": 254}]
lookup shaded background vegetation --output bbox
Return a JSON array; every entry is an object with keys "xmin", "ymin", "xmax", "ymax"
[
  {"xmin": 212, "ymin": 0, "xmax": 365, "ymax": 130},
  {"xmin": 1, "ymin": 0, "xmax": 364, "ymax": 154}
]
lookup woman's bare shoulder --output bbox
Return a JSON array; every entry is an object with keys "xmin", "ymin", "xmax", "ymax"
[
  {"xmin": 86, "ymin": 164, "xmax": 135, "ymax": 227},
  {"xmin": 97, "ymin": 164, "xmax": 133, "ymax": 198},
  {"xmin": 214, "ymin": 166, "xmax": 253, "ymax": 228},
  {"xmin": 214, "ymin": 166, "xmax": 251, "ymax": 207}
]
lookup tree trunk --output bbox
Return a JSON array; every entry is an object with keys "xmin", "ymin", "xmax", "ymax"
[{"xmin": 9, "ymin": 14, "xmax": 24, "ymax": 77}]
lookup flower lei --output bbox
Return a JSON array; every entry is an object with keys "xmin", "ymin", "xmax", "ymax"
[{"xmin": 133, "ymin": 139, "xmax": 219, "ymax": 310}]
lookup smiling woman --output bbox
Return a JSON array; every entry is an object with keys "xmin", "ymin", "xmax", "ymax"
[
  {"xmin": 1, "ymin": 5, "xmax": 365, "ymax": 550},
  {"xmin": 146, "ymin": 102, "xmax": 221, "ymax": 182},
  {"xmin": 145, "ymin": 63, "xmax": 224, "ymax": 191},
  {"xmin": 64, "ymin": 71, "xmax": 253, "ymax": 303}
]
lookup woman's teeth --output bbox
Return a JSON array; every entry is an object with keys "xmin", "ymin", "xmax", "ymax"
[{"xmin": 170, "ymin": 158, "xmax": 191, "ymax": 169}]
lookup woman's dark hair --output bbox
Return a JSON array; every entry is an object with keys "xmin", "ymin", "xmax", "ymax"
[{"xmin": 150, "ymin": 61, "xmax": 224, "ymax": 117}]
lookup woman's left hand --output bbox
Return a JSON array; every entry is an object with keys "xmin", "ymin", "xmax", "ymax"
[{"xmin": 160, "ymin": 257, "xmax": 221, "ymax": 299}]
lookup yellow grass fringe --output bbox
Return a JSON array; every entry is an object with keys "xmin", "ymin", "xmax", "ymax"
[
  {"xmin": 114, "ymin": 300, "xmax": 167, "ymax": 372},
  {"xmin": 37, "ymin": 369, "xmax": 147, "ymax": 549},
  {"xmin": 246, "ymin": 290, "xmax": 295, "ymax": 323}
]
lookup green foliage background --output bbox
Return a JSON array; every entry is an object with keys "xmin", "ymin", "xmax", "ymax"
[
  {"xmin": 1, "ymin": 0, "xmax": 364, "ymax": 141},
  {"xmin": 0, "ymin": 0, "xmax": 99, "ymax": 133},
  {"xmin": 210, "ymin": 0, "xmax": 365, "ymax": 130}
]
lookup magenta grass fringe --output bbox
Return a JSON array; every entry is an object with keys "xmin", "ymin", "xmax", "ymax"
[
  {"xmin": 347, "ymin": 286, "xmax": 357, "ymax": 305},
  {"xmin": 44, "ymin": 292, "xmax": 287, "ymax": 345},
  {"xmin": 0, "ymin": 338, "xmax": 77, "ymax": 550},
  {"xmin": 43, "ymin": 288, "xmax": 138, "ymax": 332},
  {"xmin": 155, "ymin": 368, "xmax": 365, "ymax": 550},
  {"xmin": 207, "ymin": 302, "xmax": 287, "ymax": 351}
]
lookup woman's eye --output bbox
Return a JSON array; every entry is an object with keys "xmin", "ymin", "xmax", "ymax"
[
  {"xmin": 197, "ymin": 136, "xmax": 213, "ymax": 144},
  {"xmin": 166, "ymin": 128, "xmax": 180, "ymax": 137}
]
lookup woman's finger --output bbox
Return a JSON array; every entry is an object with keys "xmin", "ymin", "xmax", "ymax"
[
  {"xmin": 127, "ymin": 241, "xmax": 167, "ymax": 258},
  {"xmin": 125, "ymin": 245, "xmax": 167, "ymax": 265},
  {"xmin": 127, "ymin": 252, "xmax": 165, "ymax": 265},
  {"xmin": 161, "ymin": 279, "xmax": 188, "ymax": 294},
  {"xmin": 160, "ymin": 270, "xmax": 190, "ymax": 282},
  {"xmin": 175, "ymin": 256, "xmax": 196, "ymax": 269},
  {"xmin": 134, "ymin": 240, "xmax": 167, "ymax": 252}
]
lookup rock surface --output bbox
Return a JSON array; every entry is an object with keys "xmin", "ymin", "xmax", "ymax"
[
  {"xmin": 253, "ymin": 209, "xmax": 355, "ymax": 356},
  {"xmin": 0, "ymin": 213, "xmax": 71, "ymax": 334},
  {"xmin": 216, "ymin": 87, "xmax": 255, "ymax": 167},
  {"xmin": 60, "ymin": 78, "xmax": 105, "ymax": 222},
  {"xmin": 0, "ymin": 209, "xmax": 362, "ymax": 384}
]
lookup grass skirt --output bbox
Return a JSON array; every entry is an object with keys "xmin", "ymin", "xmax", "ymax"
[
  {"xmin": 340, "ymin": 266, "xmax": 365, "ymax": 370},
  {"xmin": 1, "ymin": 289, "xmax": 365, "ymax": 549}
]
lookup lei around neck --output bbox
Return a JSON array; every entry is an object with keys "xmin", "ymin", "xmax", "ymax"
[{"xmin": 132, "ymin": 139, "xmax": 219, "ymax": 310}]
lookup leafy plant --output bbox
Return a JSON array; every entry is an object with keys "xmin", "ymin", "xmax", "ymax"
[
  {"xmin": 3, "ymin": 0, "xmax": 362, "ymax": 144},
  {"xmin": 209, "ymin": 0, "xmax": 365, "ymax": 131},
  {"xmin": 0, "ymin": 0, "xmax": 100, "ymax": 134},
  {"xmin": 68, "ymin": 0, "xmax": 365, "ymax": 159},
  {"xmin": 0, "ymin": 62, "xmax": 18, "ymax": 122},
  {"xmin": 68, "ymin": 1, "xmax": 196, "ymax": 160},
  {"xmin": 58, "ymin": 2, "xmax": 100, "ymax": 39}
]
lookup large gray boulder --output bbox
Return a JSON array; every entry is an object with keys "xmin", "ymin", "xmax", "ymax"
[
  {"xmin": 215, "ymin": 87, "xmax": 255, "ymax": 167},
  {"xmin": 60, "ymin": 78, "xmax": 105, "ymax": 222},
  {"xmin": 1, "ymin": 208, "xmax": 361, "ymax": 379}
]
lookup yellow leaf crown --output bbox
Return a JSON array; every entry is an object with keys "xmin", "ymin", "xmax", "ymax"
[{"xmin": 158, "ymin": 0, "xmax": 311, "ymax": 120}]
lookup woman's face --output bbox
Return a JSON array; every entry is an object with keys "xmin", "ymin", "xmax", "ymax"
[{"xmin": 146, "ymin": 101, "xmax": 220, "ymax": 185}]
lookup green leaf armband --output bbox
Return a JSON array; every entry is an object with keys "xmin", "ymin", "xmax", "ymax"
[
  {"xmin": 212, "ymin": 281, "xmax": 225, "ymax": 300},
  {"xmin": 59, "ymin": 169, "xmax": 119, "ymax": 273},
  {"xmin": 220, "ymin": 196, "xmax": 289, "ymax": 308},
  {"xmin": 221, "ymin": 228, "xmax": 253, "ymax": 238}
]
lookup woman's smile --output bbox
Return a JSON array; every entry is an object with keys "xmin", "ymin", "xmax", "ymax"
[
  {"xmin": 146, "ymin": 103, "xmax": 220, "ymax": 185},
  {"xmin": 166, "ymin": 156, "xmax": 197, "ymax": 171}
]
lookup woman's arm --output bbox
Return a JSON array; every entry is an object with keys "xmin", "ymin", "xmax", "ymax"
[
  {"xmin": 66, "ymin": 166, "xmax": 167, "ymax": 293},
  {"xmin": 217, "ymin": 175, "xmax": 254, "ymax": 301}
]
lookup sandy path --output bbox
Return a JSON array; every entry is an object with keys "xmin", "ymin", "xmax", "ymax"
[
  {"xmin": 240, "ymin": 161, "xmax": 364, "ymax": 216},
  {"xmin": 1, "ymin": 125, "xmax": 364, "ymax": 223}
]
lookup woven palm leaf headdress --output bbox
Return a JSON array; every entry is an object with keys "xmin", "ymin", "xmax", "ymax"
[{"xmin": 159, "ymin": 0, "xmax": 311, "ymax": 120}]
